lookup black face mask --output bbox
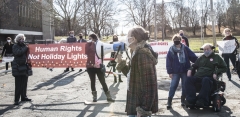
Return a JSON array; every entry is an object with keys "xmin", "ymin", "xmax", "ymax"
[
  {"xmin": 79, "ymin": 36, "xmax": 83, "ymax": 38},
  {"xmin": 174, "ymin": 41, "xmax": 180, "ymax": 45}
]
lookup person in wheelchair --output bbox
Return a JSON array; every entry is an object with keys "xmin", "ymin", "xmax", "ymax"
[{"xmin": 185, "ymin": 44, "xmax": 227, "ymax": 107}]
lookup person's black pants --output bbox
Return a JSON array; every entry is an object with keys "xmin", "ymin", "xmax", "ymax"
[
  {"xmin": 6, "ymin": 62, "xmax": 12, "ymax": 70},
  {"xmin": 87, "ymin": 68, "xmax": 108, "ymax": 92},
  {"xmin": 14, "ymin": 75, "xmax": 28, "ymax": 102},
  {"xmin": 223, "ymin": 54, "xmax": 236, "ymax": 80}
]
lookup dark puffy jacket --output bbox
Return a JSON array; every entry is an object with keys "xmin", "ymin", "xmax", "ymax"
[
  {"xmin": 67, "ymin": 36, "xmax": 77, "ymax": 43},
  {"xmin": 12, "ymin": 43, "xmax": 28, "ymax": 76}
]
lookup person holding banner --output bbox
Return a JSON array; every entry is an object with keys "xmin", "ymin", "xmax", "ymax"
[
  {"xmin": 64, "ymin": 31, "xmax": 77, "ymax": 72},
  {"xmin": 222, "ymin": 28, "xmax": 239, "ymax": 81},
  {"xmin": 1, "ymin": 37, "xmax": 14, "ymax": 73},
  {"xmin": 78, "ymin": 33, "xmax": 87, "ymax": 72},
  {"xmin": 166, "ymin": 34, "xmax": 197, "ymax": 109},
  {"xmin": 85, "ymin": 33, "xmax": 114, "ymax": 102},
  {"xmin": 12, "ymin": 34, "xmax": 32, "ymax": 105},
  {"xmin": 116, "ymin": 26, "xmax": 158, "ymax": 116}
]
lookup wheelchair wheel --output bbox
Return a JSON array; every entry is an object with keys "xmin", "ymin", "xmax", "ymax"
[
  {"xmin": 213, "ymin": 95, "xmax": 222, "ymax": 112},
  {"xmin": 221, "ymin": 96, "xmax": 226, "ymax": 106}
]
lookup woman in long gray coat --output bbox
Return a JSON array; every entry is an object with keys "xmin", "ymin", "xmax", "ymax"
[
  {"xmin": 116, "ymin": 26, "xmax": 158, "ymax": 116},
  {"xmin": 12, "ymin": 34, "xmax": 32, "ymax": 105}
]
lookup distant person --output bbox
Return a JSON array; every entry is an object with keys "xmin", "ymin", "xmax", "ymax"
[
  {"xmin": 116, "ymin": 26, "xmax": 158, "ymax": 116},
  {"xmin": 221, "ymin": 28, "xmax": 239, "ymax": 81},
  {"xmin": 77, "ymin": 33, "xmax": 87, "ymax": 72},
  {"xmin": 1, "ymin": 37, "xmax": 14, "ymax": 73},
  {"xmin": 107, "ymin": 35, "xmax": 123, "ymax": 83},
  {"xmin": 166, "ymin": 34, "xmax": 197, "ymax": 108},
  {"xmin": 179, "ymin": 30, "xmax": 189, "ymax": 47},
  {"xmin": 12, "ymin": 34, "xmax": 32, "ymax": 105},
  {"xmin": 85, "ymin": 33, "xmax": 114, "ymax": 102},
  {"xmin": 77, "ymin": 33, "xmax": 87, "ymax": 43},
  {"xmin": 64, "ymin": 31, "xmax": 77, "ymax": 72}
]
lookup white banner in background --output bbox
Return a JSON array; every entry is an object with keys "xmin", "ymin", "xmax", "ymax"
[
  {"xmin": 2, "ymin": 56, "xmax": 14, "ymax": 62},
  {"xmin": 217, "ymin": 40, "xmax": 236, "ymax": 54},
  {"xmin": 149, "ymin": 41, "xmax": 173, "ymax": 58}
]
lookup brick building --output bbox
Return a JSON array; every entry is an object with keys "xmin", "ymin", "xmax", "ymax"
[{"xmin": 0, "ymin": 0, "xmax": 54, "ymax": 45}]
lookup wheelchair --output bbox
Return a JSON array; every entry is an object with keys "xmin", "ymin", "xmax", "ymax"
[
  {"xmin": 189, "ymin": 73, "xmax": 226, "ymax": 112},
  {"xmin": 186, "ymin": 46, "xmax": 226, "ymax": 112}
]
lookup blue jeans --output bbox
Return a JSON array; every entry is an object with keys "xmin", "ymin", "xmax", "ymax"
[
  {"xmin": 168, "ymin": 73, "xmax": 187, "ymax": 98},
  {"xmin": 185, "ymin": 77, "xmax": 213, "ymax": 105},
  {"xmin": 223, "ymin": 54, "xmax": 236, "ymax": 80}
]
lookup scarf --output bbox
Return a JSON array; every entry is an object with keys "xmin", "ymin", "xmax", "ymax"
[{"xmin": 170, "ymin": 43, "xmax": 186, "ymax": 63}]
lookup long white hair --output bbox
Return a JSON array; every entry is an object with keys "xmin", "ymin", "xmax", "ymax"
[{"xmin": 14, "ymin": 34, "xmax": 26, "ymax": 43}]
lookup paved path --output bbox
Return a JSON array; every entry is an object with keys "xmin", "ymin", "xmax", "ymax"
[{"xmin": 0, "ymin": 58, "xmax": 240, "ymax": 117}]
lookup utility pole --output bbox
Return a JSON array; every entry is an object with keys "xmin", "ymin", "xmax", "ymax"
[
  {"xmin": 154, "ymin": 0, "xmax": 157, "ymax": 40},
  {"xmin": 84, "ymin": 0, "xmax": 87, "ymax": 39},
  {"xmin": 210, "ymin": 0, "xmax": 216, "ymax": 46},
  {"xmin": 162, "ymin": 0, "xmax": 164, "ymax": 41}
]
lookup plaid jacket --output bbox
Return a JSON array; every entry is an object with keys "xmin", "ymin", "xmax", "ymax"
[{"xmin": 117, "ymin": 41, "xmax": 158, "ymax": 115}]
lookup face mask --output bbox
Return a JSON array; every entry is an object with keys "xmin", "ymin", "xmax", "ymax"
[
  {"xmin": 18, "ymin": 39, "xmax": 24, "ymax": 43},
  {"xmin": 174, "ymin": 41, "xmax": 180, "ymax": 45},
  {"xmin": 180, "ymin": 33, "xmax": 183, "ymax": 36},
  {"xmin": 7, "ymin": 40, "xmax": 11, "ymax": 42},
  {"xmin": 70, "ymin": 34, "xmax": 74, "ymax": 37},
  {"xmin": 204, "ymin": 50, "xmax": 212, "ymax": 57},
  {"xmin": 125, "ymin": 38, "xmax": 134, "ymax": 47},
  {"xmin": 79, "ymin": 36, "xmax": 83, "ymax": 38}
]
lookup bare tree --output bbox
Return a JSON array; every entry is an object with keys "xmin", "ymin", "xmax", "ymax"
[
  {"xmin": 226, "ymin": 0, "xmax": 240, "ymax": 31},
  {"xmin": 120, "ymin": 0, "xmax": 154, "ymax": 29},
  {"xmin": 215, "ymin": 0, "xmax": 227, "ymax": 33},
  {"xmin": 53, "ymin": 0, "xmax": 83, "ymax": 33},
  {"xmin": 188, "ymin": 0, "xmax": 199, "ymax": 35},
  {"xmin": 86, "ymin": 0, "xmax": 116, "ymax": 37}
]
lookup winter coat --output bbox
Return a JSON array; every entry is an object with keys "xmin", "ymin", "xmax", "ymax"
[
  {"xmin": 11, "ymin": 43, "xmax": 28, "ymax": 76},
  {"xmin": 77, "ymin": 38, "xmax": 87, "ymax": 43},
  {"xmin": 166, "ymin": 45, "xmax": 197, "ymax": 74},
  {"xmin": 181, "ymin": 35, "xmax": 189, "ymax": 47},
  {"xmin": 116, "ymin": 41, "xmax": 158, "ymax": 115},
  {"xmin": 67, "ymin": 36, "xmax": 77, "ymax": 43},
  {"xmin": 1, "ymin": 42, "xmax": 14, "ymax": 56},
  {"xmin": 189, "ymin": 52, "xmax": 227, "ymax": 78}
]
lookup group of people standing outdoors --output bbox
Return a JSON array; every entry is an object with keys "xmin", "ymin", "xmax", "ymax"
[
  {"xmin": 1, "ymin": 26, "xmax": 239, "ymax": 116},
  {"xmin": 166, "ymin": 28, "xmax": 240, "ymax": 109}
]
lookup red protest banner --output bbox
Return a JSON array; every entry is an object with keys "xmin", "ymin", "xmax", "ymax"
[{"xmin": 28, "ymin": 43, "xmax": 88, "ymax": 68}]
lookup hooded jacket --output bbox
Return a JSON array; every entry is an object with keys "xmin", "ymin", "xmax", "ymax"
[{"xmin": 117, "ymin": 41, "xmax": 158, "ymax": 115}]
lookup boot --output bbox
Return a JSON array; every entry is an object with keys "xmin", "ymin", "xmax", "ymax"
[
  {"xmin": 167, "ymin": 97, "xmax": 172, "ymax": 109},
  {"xmin": 118, "ymin": 75, "xmax": 123, "ymax": 82},
  {"xmin": 92, "ymin": 91, "xmax": 97, "ymax": 102},
  {"xmin": 114, "ymin": 76, "xmax": 117, "ymax": 83},
  {"xmin": 105, "ymin": 91, "xmax": 115, "ymax": 102},
  {"xmin": 181, "ymin": 96, "xmax": 186, "ymax": 106}
]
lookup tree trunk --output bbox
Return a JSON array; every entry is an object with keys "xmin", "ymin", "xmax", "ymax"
[
  {"xmin": 218, "ymin": 23, "xmax": 221, "ymax": 33},
  {"xmin": 193, "ymin": 26, "xmax": 196, "ymax": 36},
  {"xmin": 204, "ymin": 25, "xmax": 207, "ymax": 36}
]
